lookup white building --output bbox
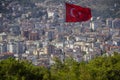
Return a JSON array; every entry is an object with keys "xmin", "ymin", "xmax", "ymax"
[
  {"xmin": 7, "ymin": 42, "xmax": 16, "ymax": 53},
  {"xmin": 7, "ymin": 41, "xmax": 25, "ymax": 54},
  {"xmin": 0, "ymin": 42, "xmax": 7, "ymax": 54}
]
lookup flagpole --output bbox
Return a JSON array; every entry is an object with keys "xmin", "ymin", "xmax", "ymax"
[{"xmin": 62, "ymin": 1, "xmax": 67, "ymax": 63}]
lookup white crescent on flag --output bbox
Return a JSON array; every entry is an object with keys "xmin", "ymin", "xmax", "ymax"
[{"xmin": 70, "ymin": 8, "xmax": 75, "ymax": 17}]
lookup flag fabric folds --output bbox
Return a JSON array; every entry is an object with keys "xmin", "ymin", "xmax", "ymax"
[{"xmin": 65, "ymin": 3, "xmax": 92, "ymax": 22}]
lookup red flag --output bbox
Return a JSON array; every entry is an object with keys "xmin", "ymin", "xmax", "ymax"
[{"xmin": 66, "ymin": 3, "xmax": 92, "ymax": 22}]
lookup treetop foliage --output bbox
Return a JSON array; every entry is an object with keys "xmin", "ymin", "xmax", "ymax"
[{"xmin": 0, "ymin": 52, "xmax": 120, "ymax": 80}]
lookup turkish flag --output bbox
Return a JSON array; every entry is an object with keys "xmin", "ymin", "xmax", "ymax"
[{"xmin": 66, "ymin": 3, "xmax": 92, "ymax": 22}]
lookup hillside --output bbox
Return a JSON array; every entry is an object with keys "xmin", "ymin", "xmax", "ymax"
[{"xmin": 0, "ymin": 0, "xmax": 120, "ymax": 18}]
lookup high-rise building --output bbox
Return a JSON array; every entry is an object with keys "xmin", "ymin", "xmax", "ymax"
[
  {"xmin": 22, "ymin": 29, "xmax": 31, "ymax": 39},
  {"xmin": 47, "ymin": 31, "xmax": 55, "ymax": 41},
  {"xmin": 0, "ymin": 42, "xmax": 7, "ymax": 54},
  {"xmin": 106, "ymin": 18, "xmax": 113, "ymax": 28},
  {"xmin": 0, "ymin": 32, "xmax": 7, "ymax": 41},
  {"xmin": 15, "ymin": 41, "xmax": 25, "ymax": 54},
  {"xmin": 90, "ymin": 21, "xmax": 98, "ymax": 31},
  {"xmin": 7, "ymin": 41, "xmax": 16, "ymax": 53},
  {"xmin": 29, "ymin": 30, "xmax": 39, "ymax": 40},
  {"xmin": 47, "ymin": 44, "xmax": 55, "ymax": 54},
  {"xmin": 7, "ymin": 40, "xmax": 25, "ymax": 54},
  {"xmin": 112, "ymin": 18, "xmax": 120, "ymax": 29}
]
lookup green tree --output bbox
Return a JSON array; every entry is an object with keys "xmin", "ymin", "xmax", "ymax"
[
  {"xmin": 87, "ymin": 52, "xmax": 120, "ymax": 80},
  {"xmin": 0, "ymin": 58, "xmax": 49, "ymax": 80}
]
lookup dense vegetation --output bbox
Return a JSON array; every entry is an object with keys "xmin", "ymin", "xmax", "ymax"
[
  {"xmin": 0, "ymin": 52, "xmax": 120, "ymax": 80},
  {"xmin": 0, "ymin": 58, "xmax": 50, "ymax": 80}
]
